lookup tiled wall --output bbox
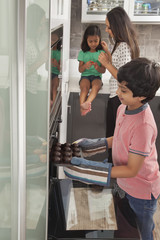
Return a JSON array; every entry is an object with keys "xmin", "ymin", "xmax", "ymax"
[{"xmin": 70, "ymin": 0, "xmax": 160, "ymax": 62}]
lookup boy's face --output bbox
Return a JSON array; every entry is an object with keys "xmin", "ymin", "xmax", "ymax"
[{"xmin": 116, "ymin": 81, "xmax": 146, "ymax": 110}]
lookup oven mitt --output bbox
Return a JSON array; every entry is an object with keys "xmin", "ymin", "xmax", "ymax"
[
  {"xmin": 73, "ymin": 138, "xmax": 108, "ymax": 157},
  {"xmin": 63, "ymin": 156, "xmax": 112, "ymax": 187}
]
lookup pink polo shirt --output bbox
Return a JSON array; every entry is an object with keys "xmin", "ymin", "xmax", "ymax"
[{"xmin": 112, "ymin": 103, "xmax": 160, "ymax": 200}]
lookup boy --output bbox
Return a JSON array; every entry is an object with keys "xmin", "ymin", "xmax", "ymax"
[{"xmin": 76, "ymin": 58, "xmax": 160, "ymax": 240}]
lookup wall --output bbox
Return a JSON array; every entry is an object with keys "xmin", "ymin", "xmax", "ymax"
[{"xmin": 70, "ymin": 0, "xmax": 160, "ymax": 62}]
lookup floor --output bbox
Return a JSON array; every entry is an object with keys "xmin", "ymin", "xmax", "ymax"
[{"xmin": 153, "ymin": 197, "xmax": 160, "ymax": 240}]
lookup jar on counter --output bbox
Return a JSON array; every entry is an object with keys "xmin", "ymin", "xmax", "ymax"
[
  {"xmin": 97, "ymin": 0, "xmax": 103, "ymax": 11},
  {"xmin": 89, "ymin": 1, "xmax": 98, "ymax": 11},
  {"xmin": 142, "ymin": 3, "xmax": 151, "ymax": 14},
  {"xmin": 134, "ymin": 0, "xmax": 143, "ymax": 14}
]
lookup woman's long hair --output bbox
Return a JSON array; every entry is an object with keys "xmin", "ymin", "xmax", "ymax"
[
  {"xmin": 27, "ymin": 4, "xmax": 45, "ymax": 39},
  {"xmin": 107, "ymin": 7, "xmax": 140, "ymax": 59},
  {"xmin": 81, "ymin": 25, "xmax": 103, "ymax": 52}
]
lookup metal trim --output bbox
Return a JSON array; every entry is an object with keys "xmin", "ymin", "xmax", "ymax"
[{"xmin": 17, "ymin": 0, "xmax": 26, "ymax": 239}]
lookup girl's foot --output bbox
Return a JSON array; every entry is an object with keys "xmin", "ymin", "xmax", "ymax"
[{"xmin": 80, "ymin": 102, "xmax": 91, "ymax": 116}]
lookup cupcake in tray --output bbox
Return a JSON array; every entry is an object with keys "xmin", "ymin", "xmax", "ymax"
[{"xmin": 52, "ymin": 142, "xmax": 81, "ymax": 164}]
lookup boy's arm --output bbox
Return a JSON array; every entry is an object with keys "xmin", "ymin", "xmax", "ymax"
[
  {"xmin": 111, "ymin": 152, "xmax": 145, "ymax": 178},
  {"xmin": 74, "ymin": 136, "xmax": 113, "ymax": 157},
  {"xmin": 106, "ymin": 136, "xmax": 113, "ymax": 149}
]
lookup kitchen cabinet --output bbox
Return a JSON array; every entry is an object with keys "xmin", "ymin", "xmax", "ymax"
[
  {"xmin": 81, "ymin": 0, "xmax": 129, "ymax": 22},
  {"xmin": 81, "ymin": 0, "xmax": 160, "ymax": 23},
  {"xmin": 67, "ymin": 92, "xmax": 108, "ymax": 143},
  {"xmin": 129, "ymin": 0, "xmax": 160, "ymax": 23}
]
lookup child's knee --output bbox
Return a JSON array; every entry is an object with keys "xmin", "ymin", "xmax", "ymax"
[
  {"xmin": 81, "ymin": 86, "xmax": 90, "ymax": 93},
  {"xmin": 92, "ymin": 84, "xmax": 101, "ymax": 92}
]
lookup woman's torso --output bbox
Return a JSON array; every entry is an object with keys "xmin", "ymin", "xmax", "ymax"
[{"xmin": 109, "ymin": 42, "xmax": 131, "ymax": 98}]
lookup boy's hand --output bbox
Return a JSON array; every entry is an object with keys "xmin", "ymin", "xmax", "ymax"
[
  {"xmin": 73, "ymin": 138, "xmax": 108, "ymax": 157},
  {"xmin": 64, "ymin": 156, "xmax": 112, "ymax": 187}
]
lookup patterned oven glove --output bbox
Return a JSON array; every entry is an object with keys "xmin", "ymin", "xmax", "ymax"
[
  {"xmin": 63, "ymin": 156, "xmax": 112, "ymax": 187},
  {"xmin": 74, "ymin": 138, "xmax": 108, "ymax": 157}
]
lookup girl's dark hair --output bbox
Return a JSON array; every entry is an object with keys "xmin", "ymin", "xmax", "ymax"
[
  {"xmin": 117, "ymin": 58, "xmax": 160, "ymax": 103},
  {"xmin": 81, "ymin": 25, "xmax": 103, "ymax": 52},
  {"xmin": 107, "ymin": 7, "xmax": 139, "ymax": 59}
]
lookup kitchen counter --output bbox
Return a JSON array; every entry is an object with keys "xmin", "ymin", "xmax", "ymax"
[
  {"xmin": 68, "ymin": 59, "xmax": 110, "ymax": 94},
  {"xmin": 68, "ymin": 59, "xmax": 160, "ymax": 96}
]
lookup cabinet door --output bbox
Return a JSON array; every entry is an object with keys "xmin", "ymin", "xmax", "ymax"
[
  {"xmin": 67, "ymin": 92, "xmax": 109, "ymax": 161},
  {"xmin": 51, "ymin": 0, "xmax": 64, "ymax": 19},
  {"xmin": 81, "ymin": 0, "xmax": 129, "ymax": 23},
  {"xmin": 51, "ymin": 0, "xmax": 71, "ymax": 21},
  {"xmin": 128, "ymin": 0, "xmax": 160, "ymax": 23}
]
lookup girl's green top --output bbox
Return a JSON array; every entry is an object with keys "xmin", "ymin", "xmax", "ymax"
[
  {"xmin": 51, "ymin": 49, "xmax": 61, "ymax": 75},
  {"xmin": 78, "ymin": 50, "xmax": 105, "ymax": 77}
]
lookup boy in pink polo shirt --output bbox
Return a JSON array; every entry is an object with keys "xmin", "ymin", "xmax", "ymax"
[{"xmin": 76, "ymin": 58, "xmax": 160, "ymax": 240}]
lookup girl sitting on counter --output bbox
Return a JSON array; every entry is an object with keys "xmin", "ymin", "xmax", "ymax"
[{"xmin": 78, "ymin": 25, "xmax": 106, "ymax": 116}]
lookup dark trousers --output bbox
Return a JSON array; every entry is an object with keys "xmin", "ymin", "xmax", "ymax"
[{"xmin": 106, "ymin": 95, "xmax": 121, "ymax": 163}]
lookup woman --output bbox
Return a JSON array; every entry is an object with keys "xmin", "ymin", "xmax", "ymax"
[{"xmin": 98, "ymin": 7, "xmax": 140, "ymax": 163}]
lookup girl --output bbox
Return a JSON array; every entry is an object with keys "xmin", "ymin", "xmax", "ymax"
[
  {"xmin": 78, "ymin": 25, "xmax": 106, "ymax": 116},
  {"xmin": 98, "ymin": 7, "xmax": 140, "ymax": 163},
  {"xmin": 50, "ymin": 33, "xmax": 61, "ymax": 107}
]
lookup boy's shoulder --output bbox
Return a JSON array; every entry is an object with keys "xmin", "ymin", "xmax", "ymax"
[
  {"xmin": 117, "ymin": 103, "xmax": 125, "ymax": 113},
  {"xmin": 118, "ymin": 104, "xmax": 156, "ymax": 127}
]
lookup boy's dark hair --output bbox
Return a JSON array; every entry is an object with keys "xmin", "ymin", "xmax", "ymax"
[
  {"xmin": 117, "ymin": 58, "xmax": 160, "ymax": 103},
  {"xmin": 81, "ymin": 25, "xmax": 103, "ymax": 52}
]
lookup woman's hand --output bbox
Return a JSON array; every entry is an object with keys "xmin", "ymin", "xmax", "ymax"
[
  {"xmin": 99, "ymin": 52, "xmax": 117, "ymax": 79},
  {"xmin": 101, "ymin": 41, "xmax": 108, "ymax": 52},
  {"xmin": 98, "ymin": 52, "xmax": 110, "ymax": 67}
]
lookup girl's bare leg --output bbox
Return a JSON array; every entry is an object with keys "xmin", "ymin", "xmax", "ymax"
[
  {"xmin": 86, "ymin": 79, "xmax": 102, "ymax": 103},
  {"xmin": 79, "ymin": 78, "xmax": 90, "ymax": 115},
  {"xmin": 50, "ymin": 76, "xmax": 59, "ymax": 110},
  {"xmin": 52, "ymin": 76, "xmax": 59, "ymax": 103},
  {"xmin": 80, "ymin": 79, "xmax": 102, "ymax": 116}
]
